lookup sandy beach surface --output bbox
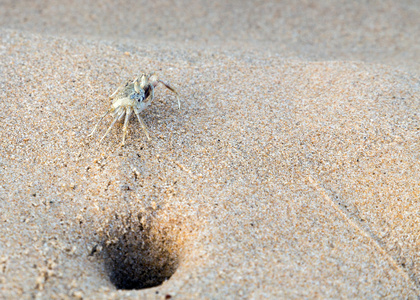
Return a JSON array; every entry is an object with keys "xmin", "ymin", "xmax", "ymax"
[{"xmin": 1, "ymin": 1, "xmax": 419, "ymax": 299}]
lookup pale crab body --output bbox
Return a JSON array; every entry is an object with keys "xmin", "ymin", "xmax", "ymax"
[
  {"xmin": 111, "ymin": 90, "xmax": 149, "ymax": 114},
  {"xmin": 110, "ymin": 85, "xmax": 150, "ymax": 122},
  {"xmin": 89, "ymin": 72, "xmax": 180, "ymax": 146}
]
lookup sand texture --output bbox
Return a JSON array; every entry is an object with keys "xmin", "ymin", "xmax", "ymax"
[{"xmin": 0, "ymin": 1, "xmax": 419, "ymax": 299}]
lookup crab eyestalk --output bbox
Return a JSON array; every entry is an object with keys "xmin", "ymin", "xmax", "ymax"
[{"xmin": 133, "ymin": 78, "xmax": 141, "ymax": 93}]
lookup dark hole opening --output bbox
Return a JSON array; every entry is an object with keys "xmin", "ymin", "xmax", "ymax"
[{"xmin": 101, "ymin": 216, "xmax": 179, "ymax": 290}]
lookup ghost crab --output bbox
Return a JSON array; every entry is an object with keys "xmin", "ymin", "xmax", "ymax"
[{"xmin": 89, "ymin": 72, "xmax": 180, "ymax": 146}]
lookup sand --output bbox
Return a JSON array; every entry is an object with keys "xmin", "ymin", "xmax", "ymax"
[{"xmin": 0, "ymin": 1, "xmax": 419, "ymax": 299}]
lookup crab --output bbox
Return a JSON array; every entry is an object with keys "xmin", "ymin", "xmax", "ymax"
[{"xmin": 89, "ymin": 72, "xmax": 180, "ymax": 146}]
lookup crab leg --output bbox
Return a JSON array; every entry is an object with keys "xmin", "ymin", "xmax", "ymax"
[
  {"xmin": 110, "ymin": 80, "xmax": 130, "ymax": 99},
  {"xmin": 134, "ymin": 111, "xmax": 151, "ymax": 140},
  {"xmin": 157, "ymin": 80, "xmax": 181, "ymax": 109},
  {"xmin": 88, "ymin": 109, "xmax": 111, "ymax": 136},
  {"xmin": 99, "ymin": 110, "xmax": 125, "ymax": 143},
  {"xmin": 121, "ymin": 107, "xmax": 133, "ymax": 146}
]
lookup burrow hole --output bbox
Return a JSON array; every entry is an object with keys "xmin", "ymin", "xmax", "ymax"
[{"xmin": 100, "ymin": 212, "xmax": 181, "ymax": 290}]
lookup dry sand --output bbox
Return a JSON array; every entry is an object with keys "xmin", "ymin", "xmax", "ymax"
[{"xmin": 1, "ymin": 1, "xmax": 419, "ymax": 299}]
